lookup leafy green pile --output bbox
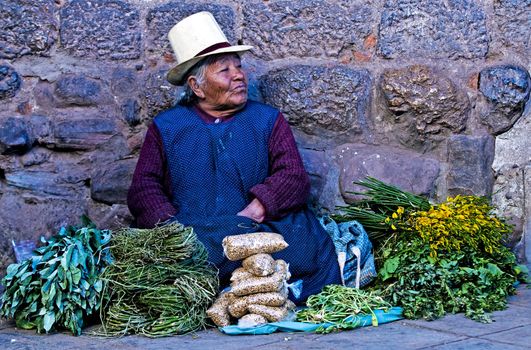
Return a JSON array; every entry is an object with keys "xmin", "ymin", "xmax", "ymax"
[
  {"xmin": 98, "ymin": 222, "xmax": 219, "ymax": 337},
  {"xmin": 335, "ymin": 178, "xmax": 528, "ymax": 323},
  {"xmin": 0, "ymin": 216, "xmax": 111, "ymax": 335},
  {"xmin": 296, "ymin": 285, "xmax": 391, "ymax": 333}
]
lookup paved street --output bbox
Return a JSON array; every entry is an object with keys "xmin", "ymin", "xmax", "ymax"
[{"xmin": 1, "ymin": 283, "xmax": 529, "ymax": 350}]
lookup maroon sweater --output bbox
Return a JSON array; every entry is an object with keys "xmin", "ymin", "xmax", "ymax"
[{"xmin": 127, "ymin": 105, "xmax": 311, "ymax": 228}]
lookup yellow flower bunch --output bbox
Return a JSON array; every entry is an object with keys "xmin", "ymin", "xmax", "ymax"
[
  {"xmin": 406, "ymin": 195, "xmax": 511, "ymax": 257},
  {"xmin": 384, "ymin": 206, "xmax": 405, "ymax": 231}
]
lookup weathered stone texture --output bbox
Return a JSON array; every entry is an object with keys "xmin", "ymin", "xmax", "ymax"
[
  {"xmin": 90, "ymin": 158, "xmax": 136, "ymax": 204},
  {"xmin": 110, "ymin": 68, "xmax": 138, "ymax": 97},
  {"xmin": 52, "ymin": 118, "xmax": 117, "ymax": 150},
  {"xmin": 447, "ymin": 135, "xmax": 495, "ymax": 197},
  {"xmin": 260, "ymin": 65, "xmax": 371, "ymax": 136},
  {"xmin": 243, "ymin": 0, "xmax": 373, "ymax": 60},
  {"xmin": 492, "ymin": 111, "xmax": 530, "ymax": 171},
  {"xmin": 299, "ymin": 148, "xmax": 344, "ymax": 212},
  {"xmin": 87, "ymin": 202, "xmax": 133, "ymax": 232},
  {"xmin": 0, "ymin": 0, "xmax": 58, "ymax": 59},
  {"xmin": 492, "ymin": 164, "xmax": 525, "ymax": 249},
  {"xmin": 143, "ymin": 69, "xmax": 178, "ymax": 119},
  {"xmin": 121, "ymin": 99, "xmax": 141, "ymax": 126},
  {"xmin": 380, "ymin": 65, "xmax": 469, "ymax": 149},
  {"xmin": 146, "ymin": 2, "xmax": 236, "ymax": 55},
  {"xmin": 493, "ymin": 0, "xmax": 531, "ymax": 51},
  {"xmin": 60, "ymin": 0, "xmax": 141, "ymax": 60},
  {"xmin": 0, "ymin": 117, "xmax": 32, "ymax": 155},
  {"xmin": 479, "ymin": 65, "xmax": 530, "ymax": 135},
  {"xmin": 0, "ymin": 64, "xmax": 22, "ymax": 100},
  {"xmin": 378, "ymin": 0, "xmax": 488, "ymax": 59},
  {"xmin": 5, "ymin": 170, "xmax": 87, "ymax": 198},
  {"xmin": 335, "ymin": 144, "xmax": 440, "ymax": 203},
  {"xmin": 0, "ymin": 191, "xmax": 88, "ymax": 241},
  {"xmin": 54, "ymin": 74, "xmax": 104, "ymax": 107}
]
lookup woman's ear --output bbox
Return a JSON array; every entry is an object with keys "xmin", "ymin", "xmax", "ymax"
[{"xmin": 187, "ymin": 76, "xmax": 205, "ymax": 99}]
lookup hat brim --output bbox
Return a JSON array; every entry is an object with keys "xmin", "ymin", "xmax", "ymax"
[{"xmin": 166, "ymin": 45, "xmax": 253, "ymax": 85}]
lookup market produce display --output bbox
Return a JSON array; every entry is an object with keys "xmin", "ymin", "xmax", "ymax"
[
  {"xmin": 97, "ymin": 222, "xmax": 219, "ymax": 337},
  {"xmin": 296, "ymin": 284, "xmax": 391, "ymax": 333},
  {"xmin": 207, "ymin": 232, "xmax": 295, "ymax": 327},
  {"xmin": 0, "ymin": 216, "xmax": 111, "ymax": 335},
  {"xmin": 334, "ymin": 177, "xmax": 528, "ymax": 323}
]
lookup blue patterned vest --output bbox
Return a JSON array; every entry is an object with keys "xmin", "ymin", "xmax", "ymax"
[{"xmin": 154, "ymin": 100, "xmax": 340, "ymax": 301}]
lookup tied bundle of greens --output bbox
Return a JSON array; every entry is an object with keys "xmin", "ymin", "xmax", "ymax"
[
  {"xmin": 98, "ymin": 222, "xmax": 219, "ymax": 337},
  {"xmin": 296, "ymin": 285, "xmax": 391, "ymax": 333},
  {"xmin": 335, "ymin": 177, "xmax": 528, "ymax": 323},
  {"xmin": 0, "ymin": 216, "xmax": 111, "ymax": 335},
  {"xmin": 333, "ymin": 177, "xmax": 430, "ymax": 243}
]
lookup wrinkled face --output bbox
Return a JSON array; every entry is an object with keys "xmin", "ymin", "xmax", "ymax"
[{"xmin": 197, "ymin": 54, "xmax": 248, "ymax": 111}]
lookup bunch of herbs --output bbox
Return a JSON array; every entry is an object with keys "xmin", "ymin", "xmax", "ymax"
[
  {"xmin": 0, "ymin": 216, "xmax": 111, "ymax": 335},
  {"xmin": 296, "ymin": 285, "xmax": 391, "ymax": 333},
  {"xmin": 97, "ymin": 222, "xmax": 219, "ymax": 337}
]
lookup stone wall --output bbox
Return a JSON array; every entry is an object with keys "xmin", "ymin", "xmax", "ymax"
[{"xmin": 0, "ymin": 0, "xmax": 529, "ymax": 271}]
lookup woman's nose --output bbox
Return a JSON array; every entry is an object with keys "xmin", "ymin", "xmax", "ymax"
[{"xmin": 231, "ymin": 67, "xmax": 245, "ymax": 80}]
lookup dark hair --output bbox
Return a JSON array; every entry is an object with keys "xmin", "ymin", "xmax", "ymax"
[{"xmin": 177, "ymin": 53, "xmax": 241, "ymax": 106}]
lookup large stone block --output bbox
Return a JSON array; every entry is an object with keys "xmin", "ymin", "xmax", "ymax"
[
  {"xmin": 299, "ymin": 148, "xmax": 346, "ymax": 212},
  {"xmin": 447, "ymin": 135, "xmax": 495, "ymax": 197},
  {"xmin": 110, "ymin": 68, "xmax": 138, "ymax": 97},
  {"xmin": 0, "ymin": 0, "xmax": 58, "ymax": 59},
  {"xmin": 0, "ymin": 117, "xmax": 32, "ymax": 155},
  {"xmin": 260, "ymin": 65, "xmax": 371, "ymax": 137},
  {"xmin": 60, "ymin": 0, "xmax": 141, "ymax": 60},
  {"xmin": 492, "ymin": 164, "xmax": 525, "ymax": 250},
  {"xmin": 242, "ymin": 0, "xmax": 373, "ymax": 60},
  {"xmin": 379, "ymin": 65, "xmax": 469, "ymax": 150},
  {"xmin": 0, "ymin": 64, "xmax": 22, "ymax": 100},
  {"xmin": 90, "ymin": 158, "xmax": 137, "ymax": 205},
  {"xmin": 493, "ymin": 0, "xmax": 530, "ymax": 51},
  {"xmin": 492, "ymin": 111, "xmax": 530, "ymax": 171},
  {"xmin": 378, "ymin": 0, "xmax": 488, "ymax": 59},
  {"xmin": 146, "ymin": 2, "xmax": 236, "ymax": 55},
  {"xmin": 335, "ymin": 144, "xmax": 440, "ymax": 203},
  {"xmin": 52, "ymin": 118, "xmax": 117, "ymax": 150},
  {"xmin": 54, "ymin": 74, "xmax": 104, "ymax": 107},
  {"xmin": 4, "ymin": 170, "xmax": 87, "ymax": 198},
  {"xmin": 479, "ymin": 65, "xmax": 530, "ymax": 135}
]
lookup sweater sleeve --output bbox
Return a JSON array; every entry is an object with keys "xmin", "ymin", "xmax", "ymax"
[
  {"xmin": 249, "ymin": 112, "xmax": 310, "ymax": 220},
  {"xmin": 127, "ymin": 123, "xmax": 177, "ymax": 228}
]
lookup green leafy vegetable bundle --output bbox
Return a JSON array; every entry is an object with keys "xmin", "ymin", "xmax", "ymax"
[
  {"xmin": 296, "ymin": 285, "xmax": 391, "ymax": 333},
  {"xmin": 334, "ymin": 178, "xmax": 528, "ymax": 323},
  {"xmin": 0, "ymin": 216, "xmax": 111, "ymax": 335},
  {"xmin": 98, "ymin": 222, "xmax": 219, "ymax": 337}
]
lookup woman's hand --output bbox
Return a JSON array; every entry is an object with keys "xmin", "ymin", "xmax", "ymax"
[{"xmin": 237, "ymin": 198, "xmax": 266, "ymax": 223}]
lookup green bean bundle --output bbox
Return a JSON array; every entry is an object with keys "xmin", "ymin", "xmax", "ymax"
[
  {"xmin": 97, "ymin": 222, "xmax": 219, "ymax": 337},
  {"xmin": 296, "ymin": 285, "xmax": 391, "ymax": 333}
]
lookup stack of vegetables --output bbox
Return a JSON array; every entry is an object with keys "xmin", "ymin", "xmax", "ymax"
[
  {"xmin": 0, "ymin": 216, "xmax": 111, "ymax": 335},
  {"xmin": 333, "ymin": 177, "xmax": 528, "ymax": 323},
  {"xmin": 98, "ymin": 222, "xmax": 218, "ymax": 337}
]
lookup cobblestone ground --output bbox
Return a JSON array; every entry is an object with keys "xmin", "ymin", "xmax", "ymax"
[{"xmin": 1, "ymin": 284, "xmax": 530, "ymax": 350}]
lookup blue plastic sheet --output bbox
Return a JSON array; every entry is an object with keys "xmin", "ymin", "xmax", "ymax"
[{"xmin": 220, "ymin": 306, "xmax": 403, "ymax": 335}]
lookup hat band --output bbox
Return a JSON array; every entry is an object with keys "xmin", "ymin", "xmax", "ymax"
[{"xmin": 194, "ymin": 42, "xmax": 231, "ymax": 57}]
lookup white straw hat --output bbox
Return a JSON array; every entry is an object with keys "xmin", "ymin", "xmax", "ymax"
[{"xmin": 166, "ymin": 11, "xmax": 253, "ymax": 85}]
